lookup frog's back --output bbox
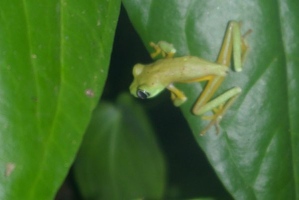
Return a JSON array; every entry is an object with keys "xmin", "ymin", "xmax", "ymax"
[{"xmin": 150, "ymin": 56, "xmax": 228, "ymax": 82}]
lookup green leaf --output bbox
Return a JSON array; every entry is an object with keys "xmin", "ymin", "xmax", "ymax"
[
  {"xmin": 123, "ymin": 0, "xmax": 299, "ymax": 199},
  {"xmin": 0, "ymin": 0, "xmax": 120, "ymax": 199},
  {"xmin": 74, "ymin": 93, "xmax": 166, "ymax": 200}
]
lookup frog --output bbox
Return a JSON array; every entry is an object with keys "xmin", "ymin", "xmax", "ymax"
[{"xmin": 130, "ymin": 21, "xmax": 250, "ymax": 135}]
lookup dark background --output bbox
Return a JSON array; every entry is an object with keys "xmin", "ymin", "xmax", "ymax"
[{"xmin": 56, "ymin": 5, "xmax": 232, "ymax": 200}]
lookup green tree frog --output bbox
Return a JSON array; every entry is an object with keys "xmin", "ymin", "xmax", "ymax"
[{"xmin": 130, "ymin": 21, "xmax": 249, "ymax": 135}]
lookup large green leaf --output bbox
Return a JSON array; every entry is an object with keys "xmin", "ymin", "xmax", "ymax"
[
  {"xmin": 0, "ymin": 0, "xmax": 120, "ymax": 199},
  {"xmin": 74, "ymin": 93, "xmax": 166, "ymax": 200},
  {"xmin": 122, "ymin": 0, "xmax": 299, "ymax": 199}
]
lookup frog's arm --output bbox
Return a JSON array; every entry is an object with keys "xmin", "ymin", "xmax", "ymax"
[
  {"xmin": 192, "ymin": 21, "xmax": 250, "ymax": 135},
  {"xmin": 167, "ymin": 84, "xmax": 187, "ymax": 106},
  {"xmin": 150, "ymin": 41, "xmax": 177, "ymax": 58}
]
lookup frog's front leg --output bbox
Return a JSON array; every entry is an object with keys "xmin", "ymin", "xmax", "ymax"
[
  {"xmin": 150, "ymin": 41, "xmax": 177, "ymax": 58},
  {"xmin": 167, "ymin": 84, "xmax": 187, "ymax": 106}
]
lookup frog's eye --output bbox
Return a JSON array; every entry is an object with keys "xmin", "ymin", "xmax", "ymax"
[{"xmin": 137, "ymin": 89, "xmax": 150, "ymax": 99}]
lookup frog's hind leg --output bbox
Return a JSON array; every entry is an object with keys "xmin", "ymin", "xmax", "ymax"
[
  {"xmin": 193, "ymin": 21, "xmax": 249, "ymax": 135},
  {"xmin": 199, "ymin": 87, "xmax": 241, "ymax": 136}
]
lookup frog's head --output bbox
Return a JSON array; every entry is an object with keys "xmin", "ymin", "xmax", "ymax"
[{"xmin": 130, "ymin": 63, "xmax": 165, "ymax": 99}]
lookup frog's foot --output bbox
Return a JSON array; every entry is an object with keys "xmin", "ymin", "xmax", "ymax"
[
  {"xmin": 150, "ymin": 42, "xmax": 162, "ymax": 58},
  {"xmin": 171, "ymin": 92, "xmax": 187, "ymax": 107},
  {"xmin": 200, "ymin": 112, "xmax": 223, "ymax": 136},
  {"xmin": 150, "ymin": 41, "xmax": 176, "ymax": 58},
  {"xmin": 240, "ymin": 29, "xmax": 252, "ymax": 63},
  {"xmin": 167, "ymin": 84, "xmax": 187, "ymax": 106}
]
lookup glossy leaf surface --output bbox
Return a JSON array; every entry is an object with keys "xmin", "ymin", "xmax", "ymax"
[
  {"xmin": 0, "ymin": 0, "xmax": 120, "ymax": 199},
  {"xmin": 122, "ymin": 0, "xmax": 299, "ymax": 198},
  {"xmin": 74, "ymin": 93, "xmax": 166, "ymax": 200}
]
